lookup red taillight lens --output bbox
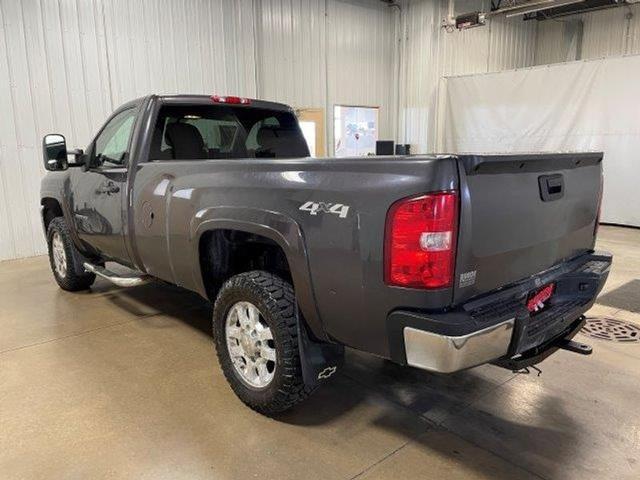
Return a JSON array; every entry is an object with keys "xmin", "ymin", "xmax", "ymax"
[
  {"xmin": 211, "ymin": 95, "xmax": 251, "ymax": 105},
  {"xmin": 385, "ymin": 191, "xmax": 459, "ymax": 289}
]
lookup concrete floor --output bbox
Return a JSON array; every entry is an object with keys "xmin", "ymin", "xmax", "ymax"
[{"xmin": 1, "ymin": 225, "xmax": 639, "ymax": 480}]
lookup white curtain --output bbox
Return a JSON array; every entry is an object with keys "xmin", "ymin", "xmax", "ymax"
[{"xmin": 441, "ymin": 55, "xmax": 640, "ymax": 227}]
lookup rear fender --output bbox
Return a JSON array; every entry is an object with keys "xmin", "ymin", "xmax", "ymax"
[{"xmin": 190, "ymin": 206, "xmax": 326, "ymax": 341}]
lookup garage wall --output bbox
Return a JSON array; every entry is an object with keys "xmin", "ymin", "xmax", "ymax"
[
  {"xmin": 0, "ymin": 0, "xmax": 396, "ymax": 261},
  {"xmin": 102, "ymin": 0, "xmax": 257, "ymax": 106},
  {"xmin": 534, "ymin": 3, "xmax": 640, "ymax": 65},
  {"xmin": 0, "ymin": 0, "xmax": 112, "ymax": 261},
  {"xmin": 5, "ymin": 0, "xmax": 635, "ymax": 261},
  {"xmin": 327, "ymin": 0, "xmax": 397, "ymax": 146},
  {"xmin": 255, "ymin": 0, "xmax": 326, "ymax": 110},
  {"xmin": 0, "ymin": 0, "xmax": 258, "ymax": 262},
  {"xmin": 255, "ymin": 0, "xmax": 396, "ymax": 154},
  {"xmin": 396, "ymin": 0, "xmax": 537, "ymax": 154}
]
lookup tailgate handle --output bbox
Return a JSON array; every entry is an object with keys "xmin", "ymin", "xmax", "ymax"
[{"xmin": 538, "ymin": 174, "xmax": 564, "ymax": 201}]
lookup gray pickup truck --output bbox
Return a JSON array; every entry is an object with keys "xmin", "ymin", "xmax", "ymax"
[{"xmin": 40, "ymin": 94, "xmax": 611, "ymax": 415}]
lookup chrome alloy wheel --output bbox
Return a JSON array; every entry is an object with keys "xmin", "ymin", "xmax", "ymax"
[
  {"xmin": 51, "ymin": 232, "xmax": 68, "ymax": 278},
  {"xmin": 225, "ymin": 301, "xmax": 276, "ymax": 388}
]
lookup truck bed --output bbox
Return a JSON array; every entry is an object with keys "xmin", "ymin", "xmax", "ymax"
[{"xmin": 131, "ymin": 152, "xmax": 602, "ymax": 359}]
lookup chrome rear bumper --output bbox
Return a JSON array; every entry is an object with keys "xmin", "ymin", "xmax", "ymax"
[
  {"xmin": 390, "ymin": 251, "xmax": 611, "ymax": 374},
  {"xmin": 403, "ymin": 319, "xmax": 515, "ymax": 373}
]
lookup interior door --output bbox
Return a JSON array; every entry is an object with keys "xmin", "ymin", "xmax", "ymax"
[
  {"xmin": 296, "ymin": 108, "xmax": 325, "ymax": 157},
  {"xmin": 69, "ymin": 107, "xmax": 137, "ymax": 263}
]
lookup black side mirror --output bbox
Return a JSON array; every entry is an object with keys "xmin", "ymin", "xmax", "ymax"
[
  {"xmin": 43, "ymin": 134, "xmax": 85, "ymax": 171},
  {"xmin": 43, "ymin": 134, "xmax": 68, "ymax": 171}
]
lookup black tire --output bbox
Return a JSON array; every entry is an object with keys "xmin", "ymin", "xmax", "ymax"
[
  {"xmin": 213, "ymin": 271, "xmax": 314, "ymax": 415},
  {"xmin": 47, "ymin": 217, "xmax": 96, "ymax": 291}
]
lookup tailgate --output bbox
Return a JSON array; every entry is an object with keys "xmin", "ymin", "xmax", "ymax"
[{"xmin": 453, "ymin": 153, "xmax": 602, "ymax": 304}]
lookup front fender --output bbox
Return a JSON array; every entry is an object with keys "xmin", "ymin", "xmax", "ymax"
[
  {"xmin": 190, "ymin": 206, "xmax": 326, "ymax": 341},
  {"xmin": 41, "ymin": 173, "xmax": 85, "ymax": 253}
]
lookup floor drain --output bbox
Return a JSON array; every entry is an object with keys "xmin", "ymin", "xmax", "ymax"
[{"xmin": 581, "ymin": 317, "xmax": 640, "ymax": 342}]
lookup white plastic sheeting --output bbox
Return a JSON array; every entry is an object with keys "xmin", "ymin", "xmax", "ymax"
[
  {"xmin": 442, "ymin": 55, "xmax": 640, "ymax": 227},
  {"xmin": 396, "ymin": 0, "xmax": 537, "ymax": 154}
]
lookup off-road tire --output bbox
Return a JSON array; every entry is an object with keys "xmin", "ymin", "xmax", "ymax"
[
  {"xmin": 213, "ymin": 271, "xmax": 314, "ymax": 415},
  {"xmin": 47, "ymin": 217, "xmax": 96, "ymax": 291}
]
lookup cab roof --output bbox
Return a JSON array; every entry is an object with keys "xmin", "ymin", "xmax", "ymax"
[{"xmin": 156, "ymin": 94, "xmax": 293, "ymax": 112}]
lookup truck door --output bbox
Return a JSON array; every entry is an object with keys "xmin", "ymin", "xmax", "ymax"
[{"xmin": 68, "ymin": 107, "xmax": 138, "ymax": 264}]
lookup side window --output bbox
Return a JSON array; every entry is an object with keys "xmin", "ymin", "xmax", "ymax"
[{"xmin": 93, "ymin": 108, "xmax": 137, "ymax": 167}]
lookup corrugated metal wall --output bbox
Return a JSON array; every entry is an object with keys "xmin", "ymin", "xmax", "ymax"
[
  {"xmin": 534, "ymin": 3, "xmax": 640, "ymax": 65},
  {"xmin": 0, "ymin": 0, "xmax": 395, "ymax": 261},
  {"xmin": 3, "ymin": 0, "xmax": 635, "ymax": 261},
  {"xmin": 397, "ymin": 0, "xmax": 537, "ymax": 154},
  {"xmin": 256, "ymin": 0, "xmax": 396, "ymax": 153},
  {"xmin": 327, "ymin": 0, "xmax": 397, "ymax": 146},
  {"xmin": 102, "ymin": 0, "xmax": 257, "ymax": 105},
  {"xmin": 0, "ymin": 0, "xmax": 114, "ymax": 261},
  {"xmin": 0, "ymin": 0, "xmax": 259, "ymax": 261},
  {"xmin": 255, "ymin": 0, "xmax": 327, "ymax": 109}
]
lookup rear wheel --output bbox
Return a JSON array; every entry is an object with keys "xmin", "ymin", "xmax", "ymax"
[
  {"xmin": 47, "ymin": 218, "xmax": 96, "ymax": 291},
  {"xmin": 213, "ymin": 271, "xmax": 314, "ymax": 415}
]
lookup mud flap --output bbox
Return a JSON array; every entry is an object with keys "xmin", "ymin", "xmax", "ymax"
[{"xmin": 297, "ymin": 321, "xmax": 344, "ymax": 389}]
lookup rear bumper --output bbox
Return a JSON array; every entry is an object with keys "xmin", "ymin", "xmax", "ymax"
[
  {"xmin": 388, "ymin": 251, "xmax": 611, "ymax": 373},
  {"xmin": 403, "ymin": 319, "xmax": 514, "ymax": 373}
]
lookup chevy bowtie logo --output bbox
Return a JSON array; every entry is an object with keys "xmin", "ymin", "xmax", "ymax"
[{"xmin": 317, "ymin": 366, "xmax": 337, "ymax": 380}]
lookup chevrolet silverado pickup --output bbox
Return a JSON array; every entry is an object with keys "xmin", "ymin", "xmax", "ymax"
[{"xmin": 40, "ymin": 94, "xmax": 611, "ymax": 415}]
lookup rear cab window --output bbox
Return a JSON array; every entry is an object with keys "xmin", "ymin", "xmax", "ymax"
[{"xmin": 149, "ymin": 104, "xmax": 309, "ymax": 160}]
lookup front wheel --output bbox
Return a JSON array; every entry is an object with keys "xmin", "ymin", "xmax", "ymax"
[
  {"xmin": 47, "ymin": 218, "xmax": 96, "ymax": 291},
  {"xmin": 212, "ymin": 271, "xmax": 314, "ymax": 415}
]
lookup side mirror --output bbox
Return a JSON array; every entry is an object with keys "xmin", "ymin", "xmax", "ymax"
[
  {"xmin": 42, "ymin": 134, "xmax": 84, "ymax": 171},
  {"xmin": 43, "ymin": 134, "xmax": 68, "ymax": 171}
]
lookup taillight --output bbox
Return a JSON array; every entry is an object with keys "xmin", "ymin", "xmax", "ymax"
[
  {"xmin": 385, "ymin": 191, "xmax": 459, "ymax": 289},
  {"xmin": 211, "ymin": 95, "xmax": 251, "ymax": 105}
]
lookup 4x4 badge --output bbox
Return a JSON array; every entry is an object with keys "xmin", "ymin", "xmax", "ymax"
[{"xmin": 300, "ymin": 201, "xmax": 350, "ymax": 219}]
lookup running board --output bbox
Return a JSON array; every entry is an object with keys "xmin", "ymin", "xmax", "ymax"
[{"xmin": 83, "ymin": 262, "xmax": 151, "ymax": 288}]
